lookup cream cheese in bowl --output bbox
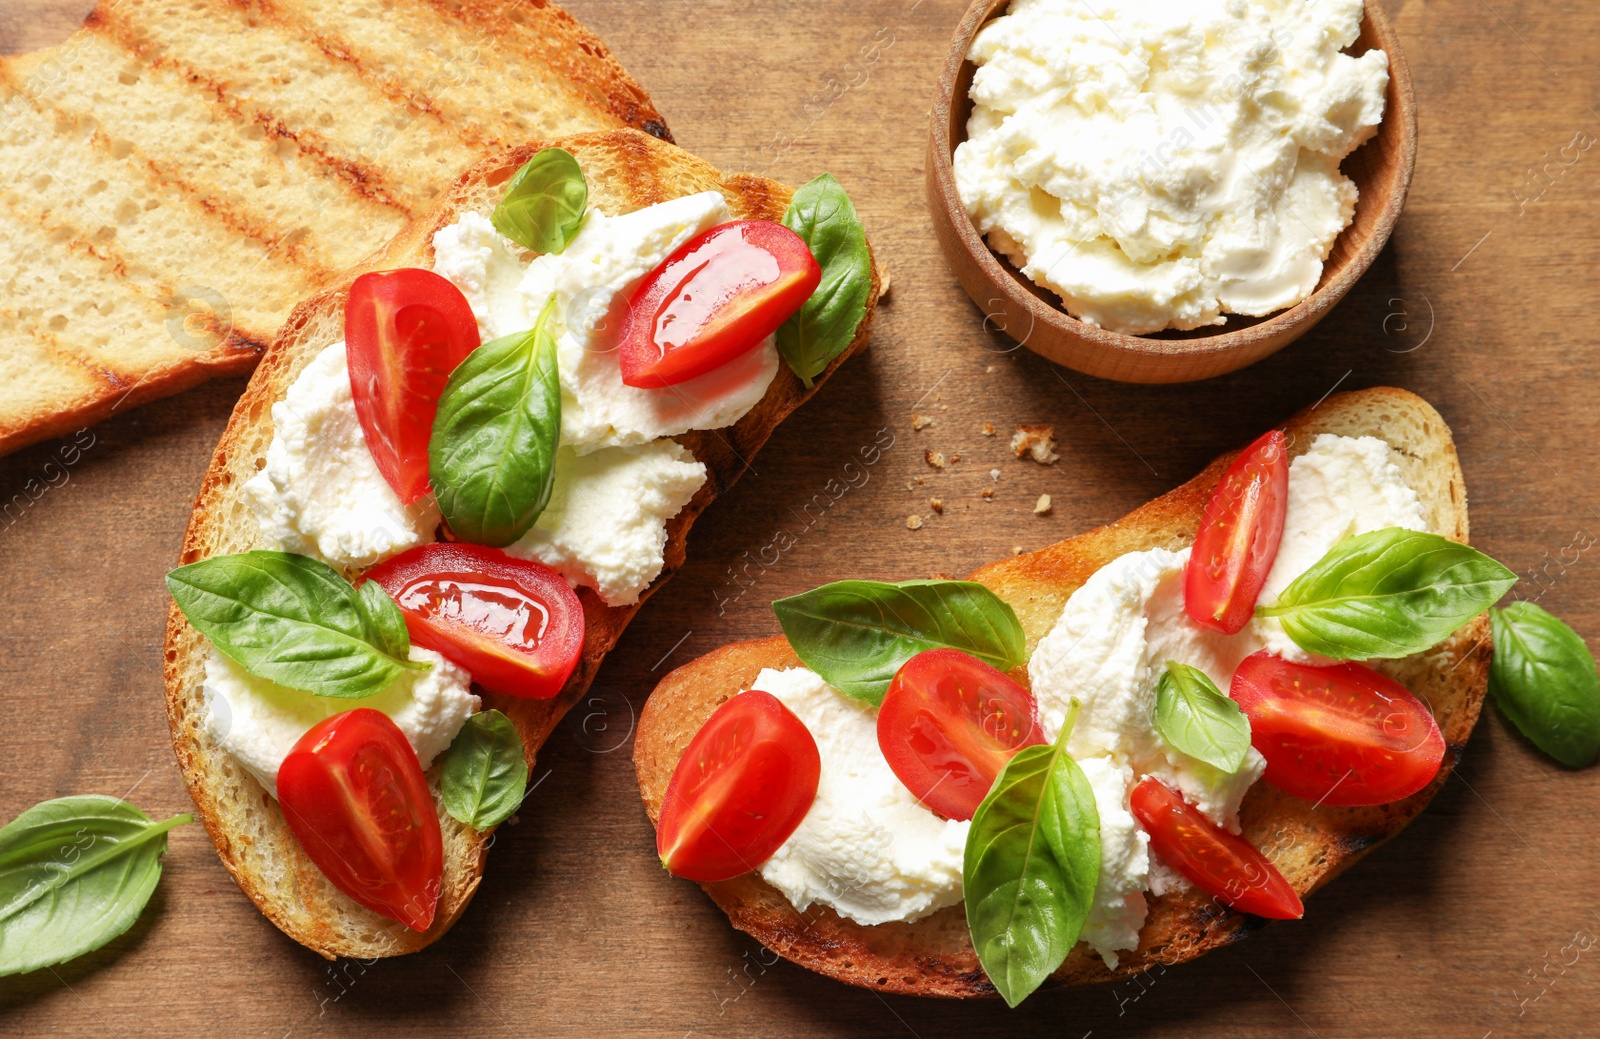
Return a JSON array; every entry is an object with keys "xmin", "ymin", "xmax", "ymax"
[{"xmin": 953, "ymin": 0, "xmax": 1389, "ymax": 334}]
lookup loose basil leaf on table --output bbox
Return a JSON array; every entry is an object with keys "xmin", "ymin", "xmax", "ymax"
[
  {"xmin": 772, "ymin": 579, "xmax": 1026, "ymax": 705},
  {"xmin": 0, "ymin": 795, "xmax": 190, "ymax": 977},
  {"xmin": 430, "ymin": 293, "xmax": 563, "ymax": 547},
  {"xmin": 777, "ymin": 173, "xmax": 872, "ymax": 388},
  {"xmin": 1154, "ymin": 661, "xmax": 1251, "ymax": 773},
  {"xmin": 1257, "ymin": 527, "xmax": 1517, "ymax": 660},
  {"xmin": 491, "ymin": 147, "xmax": 588, "ymax": 254},
  {"xmin": 1489, "ymin": 602, "xmax": 1600, "ymax": 768},
  {"xmin": 964, "ymin": 701, "xmax": 1100, "ymax": 1008},
  {"xmin": 167, "ymin": 550, "xmax": 425, "ymax": 699},
  {"xmin": 440, "ymin": 710, "xmax": 530, "ymax": 829}
]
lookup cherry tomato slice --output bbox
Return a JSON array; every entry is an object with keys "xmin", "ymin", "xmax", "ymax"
[
  {"xmin": 363, "ymin": 543, "xmax": 584, "ymax": 700},
  {"xmin": 1229, "ymin": 651, "xmax": 1445, "ymax": 806},
  {"xmin": 276, "ymin": 708, "xmax": 443, "ymax": 931},
  {"xmin": 657, "ymin": 690, "xmax": 820, "ymax": 883},
  {"xmin": 1130, "ymin": 776, "xmax": 1304, "ymax": 920},
  {"xmin": 618, "ymin": 219, "xmax": 821, "ymax": 388},
  {"xmin": 346, "ymin": 269, "xmax": 481, "ymax": 504},
  {"xmin": 876, "ymin": 648, "xmax": 1044, "ymax": 821},
  {"xmin": 1185, "ymin": 429, "xmax": 1289, "ymax": 634}
]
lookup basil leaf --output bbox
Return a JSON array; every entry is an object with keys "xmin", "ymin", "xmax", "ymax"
[
  {"xmin": 357, "ymin": 579, "xmax": 413, "ymax": 661},
  {"xmin": 0, "ymin": 795, "xmax": 190, "ymax": 977},
  {"xmin": 491, "ymin": 147, "xmax": 588, "ymax": 254},
  {"xmin": 167, "ymin": 551, "xmax": 425, "ymax": 698},
  {"xmin": 430, "ymin": 293, "xmax": 562, "ymax": 547},
  {"xmin": 964, "ymin": 702, "xmax": 1099, "ymax": 1008},
  {"xmin": 439, "ymin": 710, "xmax": 530, "ymax": 829},
  {"xmin": 772, "ymin": 579, "xmax": 1025, "ymax": 705},
  {"xmin": 1258, "ymin": 528, "xmax": 1517, "ymax": 660},
  {"xmin": 777, "ymin": 173, "xmax": 872, "ymax": 388},
  {"xmin": 1154, "ymin": 661, "xmax": 1251, "ymax": 773},
  {"xmin": 1489, "ymin": 602, "xmax": 1600, "ymax": 768}
]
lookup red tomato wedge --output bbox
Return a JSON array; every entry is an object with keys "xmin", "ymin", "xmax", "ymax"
[
  {"xmin": 1185, "ymin": 429, "xmax": 1289, "ymax": 634},
  {"xmin": 1229, "ymin": 651, "xmax": 1445, "ymax": 806},
  {"xmin": 363, "ymin": 543, "xmax": 584, "ymax": 700},
  {"xmin": 346, "ymin": 269, "xmax": 481, "ymax": 504},
  {"xmin": 617, "ymin": 220, "xmax": 820, "ymax": 388},
  {"xmin": 277, "ymin": 709, "xmax": 443, "ymax": 932},
  {"xmin": 876, "ymin": 648, "xmax": 1044, "ymax": 821},
  {"xmin": 1130, "ymin": 776, "xmax": 1304, "ymax": 920},
  {"xmin": 657, "ymin": 690, "xmax": 820, "ymax": 883}
]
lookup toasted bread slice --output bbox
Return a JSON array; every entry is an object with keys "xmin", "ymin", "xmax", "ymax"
[
  {"xmin": 0, "ymin": 0, "xmax": 671, "ymax": 458},
  {"xmin": 634, "ymin": 387, "xmax": 1488, "ymax": 998},
  {"xmin": 162, "ymin": 129, "xmax": 879, "ymax": 959}
]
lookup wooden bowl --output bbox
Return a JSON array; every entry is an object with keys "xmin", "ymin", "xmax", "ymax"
[{"xmin": 926, "ymin": 0, "xmax": 1417, "ymax": 384}]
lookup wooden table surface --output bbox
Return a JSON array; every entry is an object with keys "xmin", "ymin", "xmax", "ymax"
[{"xmin": 4, "ymin": 1, "xmax": 1598, "ymax": 1036}]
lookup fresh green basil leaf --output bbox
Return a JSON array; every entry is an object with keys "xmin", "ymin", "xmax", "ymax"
[
  {"xmin": 0, "ymin": 795, "xmax": 190, "ymax": 977},
  {"xmin": 167, "ymin": 551, "xmax": 425, "ymax": 698},
  {"xmin": 1258, "ymin": 528, "xmax": 1517, "ymax": 660},
  {"xmin": 772, "ymin": 579, "xmax": 1025, "ymax": 705},
  {"xmin": 491, "ymin": 147, "xmax": 588, "ymax": 254},
  {"xmin": 357, "ymin": 579, "xmax": 412, "ymax": 661},
  {"xmin": 1154, "ymin": 661, "xmax": 1251, "ymax": 773},
  {"xmin": 964, "ymin": 701, "xmax": 1099, "ymax": 1008},
  {"xmin": 1489, "ymin": 602, "xmax": 1600, "ymax": 768},
  {"xmin": 430, "ymin": 293, "xmax": 562, "ymax": 547},
  {"xmin": 777, "ymin": 173, "xmax": 872, "ymax": 388},
  {"xmin": 439, "ymin": 710, "xmax": 530, "ymax": 829}
]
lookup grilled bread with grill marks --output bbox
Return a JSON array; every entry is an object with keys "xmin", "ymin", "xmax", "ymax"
[
  {"xmin": 163, "ymin": 129, "xmax": 879, "ymax": 959},
  {"xmin": 634, "ymin": 388, "xmax": 1489, "ymax": 998},
  {"xmin": 0, "ymin": 0, "xmax": 669, "ymax": 457}
]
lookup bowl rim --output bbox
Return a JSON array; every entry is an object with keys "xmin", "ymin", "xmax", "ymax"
[{"xmin": 926, "ymin": 0, "xmax": 1419, "ymax": 371}]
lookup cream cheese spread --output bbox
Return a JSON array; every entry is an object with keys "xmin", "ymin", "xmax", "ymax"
[
  {"xmin": 242, "ymin": 341, "xmax": 441, "ymax": 570},
  {"xmin": 953, "ymin": 0, "xmax": 1389, "ymax": 333},
  {"xmin": 752, "ymin": 667, "xmax": 971, "ymax": 927},
  {"xmin": 1254, "ymin": 432, "xmax": 1430, "ymax": 659},
  {"xmin": 507, "ymin": 441, "xmax": 707, "ymax": 606},
  {"xmin": 1028, "ymin": 433, "xmax": 1427, "ymax": 965},
  {"xmin": 432, "ymin": 195, "xmax": 779, "ymax": 454},
  {"xmin": 201, "ymin": 645, "xmax": 478, "ymax": 796}
]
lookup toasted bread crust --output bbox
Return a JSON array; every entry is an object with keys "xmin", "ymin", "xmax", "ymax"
[
  {"xmin": 633, "ymin": 387, "xmax": 1490, "ymax": 998},
  {"xmin": 0, "ymin": 0, "xmax": 673, "ymax": 459},
  {"xmin": 162, "ymin": 129, "xmax": 879, "ymax": 959}
]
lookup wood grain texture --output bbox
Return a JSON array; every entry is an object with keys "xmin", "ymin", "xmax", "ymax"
[
  {"xmin": 2, "ymin": 1, "xmax": 1599, "ymax": 1036},
  {"xmin": 927, "ymin": 0, "xmax": 1418, "ymax": 383}
]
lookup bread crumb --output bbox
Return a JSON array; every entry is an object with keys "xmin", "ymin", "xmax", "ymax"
[
  {"xmin": 989, "ymin": 468, "xmax": 1000, "ymax": 482},
  {"xmin": 981, "ymin": 488, "xmax": 994, "ymax": 501},
  {"xmin": 906, "ymin": 514, "xmax": 923, "ymax": 530},
  {"xmin": 912, "ymin": 413, "xmax": 934, "ymax": 431},
  {"xmin": 982, "ymin": 422, "xmax": 996, "ymax": 437},
  {"xmin": 929, "ymin": 498, "xmax": 944, "ymax": 514},
  {"xmin": 1012, "ymin": 424, "xmax": 1060, "ymax": 465},
  {"xmin": 1034, "ymin": 493, "xmax": 1052, "ymax": 515},
  {"xmin": 1012, "ymin": 545, "xmax": 1023, "ymax": 555},
  {"xmin": 986, "ymin": 365, "xmax": 997, "ymax": 374},
  {"xmin": 916, "ymin": 476, "xmax": 925, "ymax": 485},
  {"xmin": 925, "ymin": 450, "xmax": 946, "ymax": 469},
  {"xmin": 950, "ymin": 453, "xmax": 961, "ymax": 464}
]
